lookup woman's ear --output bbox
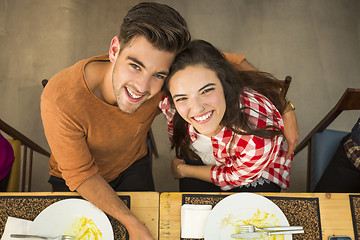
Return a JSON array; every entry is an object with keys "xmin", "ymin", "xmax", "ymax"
[{"xmin": 109, "ymin": 36, "xmax": 121, "ymax": 63}]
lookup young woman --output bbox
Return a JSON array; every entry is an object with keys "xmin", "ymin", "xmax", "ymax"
[{"xmin": 160, "ymin": 40, "xmax": 293, "ymax": 192}]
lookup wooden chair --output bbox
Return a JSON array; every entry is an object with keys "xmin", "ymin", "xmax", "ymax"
[
  {"xmin": 294, "ymin": 88, "xmax": 360, "ymax": 192},
  {"xmin": 0, "ymin": 119, "xmax": 50, "ymax": 192},
  {"xmin": 279, "ymin": 76, "xmax": 292, "ymax": 99}
]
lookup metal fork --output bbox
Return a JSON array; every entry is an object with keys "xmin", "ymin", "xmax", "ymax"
[
  {"xmin": 231, "ymin": 229, "xmax": 305, "ymax": 239},
  {"xmin": 237, "ymin": 224, "xmax": 303, "ymax": 233},
  {"xmin": 10, "ymin": 234, "xmax": 74, "ymax": 240}
]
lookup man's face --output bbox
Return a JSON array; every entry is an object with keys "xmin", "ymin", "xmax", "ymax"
[{"xmin": 111, "ymin": 36, "xmax": 175, "ymax": 113}]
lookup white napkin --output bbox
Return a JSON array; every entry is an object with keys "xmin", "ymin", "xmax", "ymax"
[
  {"xmin": 1, "ymin": 217, "xmax": 33, "ymax": 240},
  {"xmin": 181, "ymin": 204, "xmax": 212, "ymax": 239}
]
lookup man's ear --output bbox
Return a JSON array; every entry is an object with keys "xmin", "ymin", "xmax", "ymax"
[{"xmin": 109, "ymin": 36, "xmax": 121, "ymax": 63}]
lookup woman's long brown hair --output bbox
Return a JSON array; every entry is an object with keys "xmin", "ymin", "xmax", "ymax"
[{"xmin": 163, "ymin": 40, "xmax": 287, "ymax": 160}]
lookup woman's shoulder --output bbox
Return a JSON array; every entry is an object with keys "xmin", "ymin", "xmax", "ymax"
[
  {"xmin": 240, "ymin": 88, "xmax": 283, "ymax": 128},
  {"xmin": 241, "ymin": 88, "xmax": 276, "ymax": 111},
  {"xmin": 159, "ymin": 95, "xmax": 171, "ymax": 110}
]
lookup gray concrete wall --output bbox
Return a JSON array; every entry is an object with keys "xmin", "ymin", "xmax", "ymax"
[{"xmin": 0, "ymin": 0, "xmax": 359, "ymax": 192}]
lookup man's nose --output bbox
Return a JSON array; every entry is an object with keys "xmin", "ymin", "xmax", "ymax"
[{"xmin": 136, "ymin": 74, "xmax": 151, "ymax": 93}]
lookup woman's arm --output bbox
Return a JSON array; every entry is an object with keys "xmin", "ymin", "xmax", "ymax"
[
  {"xmin": 171, "ymin": 136, "xmax": 282, "ymax": 190},
  {"xmin": 171, "ymin": 157, "xmax": 212, "ymax": 182}
]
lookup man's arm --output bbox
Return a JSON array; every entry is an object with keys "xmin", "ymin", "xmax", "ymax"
[
  {"xmin": 238, "ymin": 59, "xmax": 299, "ymax": 157},
  {"xmin": 236, "ymin": 58, "xmax": 258, "ymax": 71},
  {"xmin": 282, "ymin": 110, "xmax": 299, "ymax": 158},
  {"xmin": 76, "ymin": 173, "xmax": 154, "ymax": 240},
  {"xmin": 41, "ymin": 100, "xmax": 154, "ymax": 239}
]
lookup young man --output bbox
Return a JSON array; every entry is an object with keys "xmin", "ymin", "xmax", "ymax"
[
  {"xmin": 41, "ymin": 3, "xmax": 190, "ymax": 239},
  {"xmin": 41, "ymin": 2, "xmax": 298, "ymax": 239}
]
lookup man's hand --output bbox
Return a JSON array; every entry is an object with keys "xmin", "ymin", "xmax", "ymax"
[
  {"xmin": 126, "ymin": 216, "xmax": 154, "ymax": 240},
  {"xmin": 171, "ymin": 157, "xmax": 186, "ymax": 178},
  {"xmin": 76, "ymin": 173, "xmax": 154, "ymax": 240},
  {"xmin": 282, "ymin": 110, "xmax": 299, "ymax": 158}
]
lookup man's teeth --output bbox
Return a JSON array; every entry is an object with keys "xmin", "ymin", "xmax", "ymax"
[
  {"xmin": 127, "ymin": 88, "xmax": 142, "ymax": 99},
  {"xmin": 193, "ymin": 111, "xmax": 212, "ymax": 121}
]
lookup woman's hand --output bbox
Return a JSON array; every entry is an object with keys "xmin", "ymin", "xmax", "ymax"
[{"xmin": 171, "ymin": 157, "xmax": 186, "ymax": 178}]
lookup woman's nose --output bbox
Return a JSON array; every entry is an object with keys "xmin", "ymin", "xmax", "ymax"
[{"xmin": 190, "ymin": 97, "xmax": 204, "ymax": 112}]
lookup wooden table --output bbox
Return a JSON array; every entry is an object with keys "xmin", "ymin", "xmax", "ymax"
[
  {"xmin": 0, "ymin": 192, "xmax": 159, "ymax": 239},
  {"xmin": 159, "ymin": 192, "xmax": 359, "ymax": 240}
]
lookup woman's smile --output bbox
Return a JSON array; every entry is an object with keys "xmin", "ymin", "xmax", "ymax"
[
  {"xmin": 170, "ymin": 64, "xmax": 226, "ymax": 137},
  {"xmin": 192, "ymin": 110, "xmax": 214, "ymax": 123}
]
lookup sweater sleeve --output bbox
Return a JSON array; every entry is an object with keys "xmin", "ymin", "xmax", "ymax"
[{"xmin": 223, "ymin": 52, "xmax": 246, "ymax": 68}]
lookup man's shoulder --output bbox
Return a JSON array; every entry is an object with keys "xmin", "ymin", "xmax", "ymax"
[
  {"xmin": 41, "ymin": 54, "xmax": 108, "ymax": 111},
  {"xmin": 43, "ymin": 54, "xmax": 109, "ymax": 93}
]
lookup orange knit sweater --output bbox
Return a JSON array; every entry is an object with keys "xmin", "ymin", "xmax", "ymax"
[{"xmin": 41, "ymin": 54, "xmax": 161, "ymax": 191}]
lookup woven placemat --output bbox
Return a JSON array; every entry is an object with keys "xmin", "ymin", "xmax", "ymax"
[
  {"xmin": 182, "ymin": 194, "xmax": 322, "ymax": 240},
  {"xmin": 0, "ymin": 195, "xmax": 130, "ymax": 239},
  {"xmin": 349, "ymin": 195, "xmax": 360, "ymax": 240}
]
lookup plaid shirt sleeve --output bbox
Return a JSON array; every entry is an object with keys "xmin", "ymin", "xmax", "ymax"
[
  {"xmin": 159, "ymin": 96, "xmax": 175, "ymax": 142},
  {"xmin": 210, "ymin": 89, "xmax": 290, "ymax": 190}
]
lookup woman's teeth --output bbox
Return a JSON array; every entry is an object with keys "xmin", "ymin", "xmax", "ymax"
[
  {"xmin": 127, "ymin": 87, "xmax": 142, "ymax": 99},
  {"xmin": 193, "ymin": 111, "xmax": 212, "ymax": 121}
]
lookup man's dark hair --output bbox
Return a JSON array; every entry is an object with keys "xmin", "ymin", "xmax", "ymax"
[{"xmin": 119, "ymin": 2, "xmax": 191, "ymax": 53}]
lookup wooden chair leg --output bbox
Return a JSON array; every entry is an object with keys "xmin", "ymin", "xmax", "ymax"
[
  {"xmin": 28, "ymin": 149, "xmax": 33, "ymax": 192},
  {"xmin": 148, "ymin": 128, "xmax": 158, "ymax": 158},
  {"xmin": 306, "ymin": 141, "xmax": 312, "ymax": 192},
  {"xmin": 21, "ymin": 146, "xmax": 27, "ymax": 192}
]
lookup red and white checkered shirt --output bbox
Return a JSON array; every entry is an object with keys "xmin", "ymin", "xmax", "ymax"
[{"xmin": 159, "ymin": 88, "xmax": 293, "ymax": 190}]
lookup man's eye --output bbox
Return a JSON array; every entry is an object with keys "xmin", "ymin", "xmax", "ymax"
[
  {"xmin": 154, "ymin": 74, "xmax": 166, "ymax": 80},
  {"xmin": 131, "ymin": 64, "xmax": 140, "ymax": 70}
]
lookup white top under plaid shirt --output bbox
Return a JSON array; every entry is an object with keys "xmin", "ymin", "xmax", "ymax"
[{"xmin": 159, "ymin": 88, "xmax": 293, "ymax": 190}]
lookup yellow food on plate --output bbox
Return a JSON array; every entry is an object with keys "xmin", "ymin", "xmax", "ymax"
[
  {"xmin": 222, "ymin": 209, "xmax": 285, "ymax": 240},
  {"xmin": 67, "ymin": 216, "xmax": 103, "ymax": 240}
]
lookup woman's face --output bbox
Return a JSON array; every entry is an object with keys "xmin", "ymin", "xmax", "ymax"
[{"xmin": 169, "ymin": 64, "xmax": 226, "ymax": 137}]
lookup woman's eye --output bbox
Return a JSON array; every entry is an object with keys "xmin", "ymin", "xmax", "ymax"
[
  {"xmin": 175, "ymin": 97, "xmax": 187, "ymax": 102},
  {"xmin": 131, "ymin": 64, "xmax": 140, "ymax": 70},
  {"xmin": 202, "ymin": 87, "xmax": 215, "ymax": 94}
]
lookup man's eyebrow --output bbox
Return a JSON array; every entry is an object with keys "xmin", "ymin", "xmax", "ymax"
[
  {"xmin": 127, "ymin": 56, "xmax": 169, "ymax": 76},
  {"xmin": 199, "ymin": 83, "xmax": 216, "ymax": 92},
  {"xmin": 127, "ymin": 57, "xmax": 145, "ymax": 68}
]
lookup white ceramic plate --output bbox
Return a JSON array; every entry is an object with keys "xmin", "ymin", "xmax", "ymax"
[
  {"xmin": 29, "ymin": 198, "xmax": 114, "ymax": 239},
  {"xmin": 204, "ymin": 193, "xmax": 291, "ymax": 240}
]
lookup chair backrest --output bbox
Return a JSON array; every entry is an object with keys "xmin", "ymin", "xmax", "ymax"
[
  {"xmin": 294, "ymin": 88, "xmax": 360, "ymax": 191},
  {"xmin": 42, "ymin": 79, "xmax": 48, "ymax": 88},
  {"xmin": 275, "ymin": 76, "xmax": 292, "ymax": 99},
  {"xmin": 309, "ymin": 129, "xmax": 349, "ymax": 192},
  {"xmin": 0, "ymin": 118, "xmax": 50, "ymax": 192}
]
